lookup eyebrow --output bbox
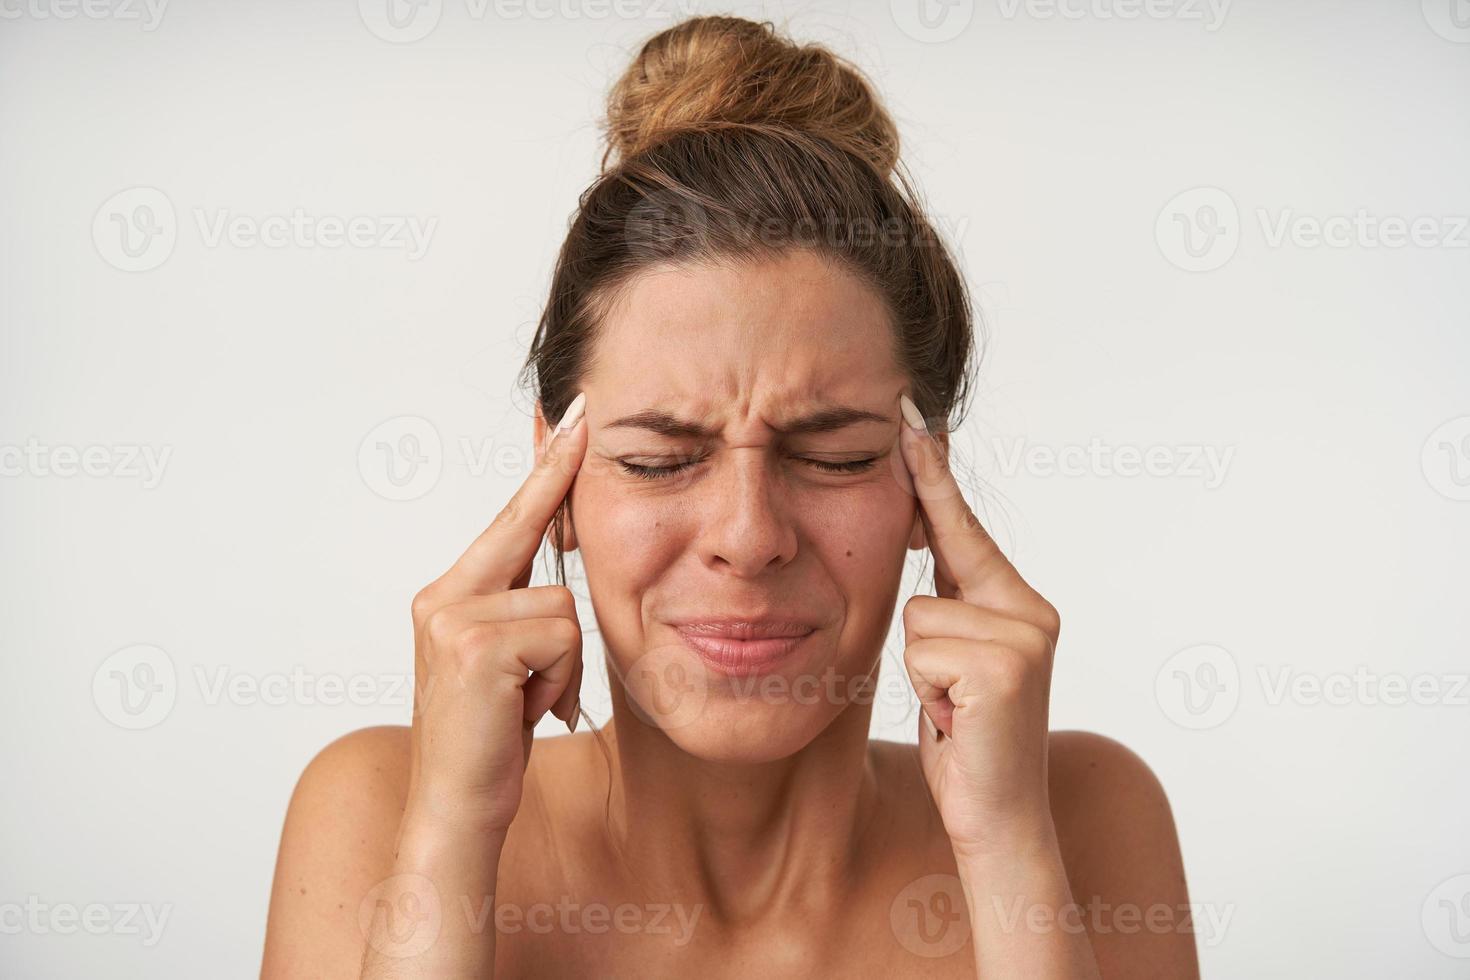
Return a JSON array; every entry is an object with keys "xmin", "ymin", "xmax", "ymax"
[{"xmin": 604, "ymin": 405, "xmax": 893, "ymax": 438}]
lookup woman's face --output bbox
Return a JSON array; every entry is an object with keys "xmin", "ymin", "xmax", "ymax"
[{"xmin": 565, "ymin": 249, "xmax": 920, "ymax": 762}]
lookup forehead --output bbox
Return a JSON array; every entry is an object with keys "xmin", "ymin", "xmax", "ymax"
[{"xmin": 584, "ymin": 250, "xmax": 905, "ymax": 412}]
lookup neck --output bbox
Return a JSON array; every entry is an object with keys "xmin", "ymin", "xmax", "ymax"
[{"xmin": 597, "ymin": 693, "xmax": 881, "ymax": 927}]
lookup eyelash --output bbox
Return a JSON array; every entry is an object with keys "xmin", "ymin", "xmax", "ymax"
[{"xmin": 617, "ymin": 454, "xmax": 879, "ymax": 481}]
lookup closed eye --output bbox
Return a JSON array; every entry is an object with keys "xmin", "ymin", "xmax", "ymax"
[
  {"xmin": 616, "ymin": 455, "xmax": 880, "ymax": 481},
  {"xmin": 802, "ymin": 457, "xmax": 880, "ymax": 475},
  {"xmin": 618, "ymin": 457, "xmax": 701, "ymax": 480}
]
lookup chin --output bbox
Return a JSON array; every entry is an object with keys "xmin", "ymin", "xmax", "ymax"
[
  {"xmin": 614, "ymin": 639, "xmax": 868, "ymax": 763},
  {"xmin": 658, "ymin": 700, "xmax": 835, "ymax": 764}
]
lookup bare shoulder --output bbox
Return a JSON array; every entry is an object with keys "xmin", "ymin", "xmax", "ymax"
[
  {"xmin": 872, "ymin": 732, "xmax": 1198, "ymax": 979},
  {"xmin": 261, "ymin": 725, "xmax": 411, "ymax": 979},
  {"xmin": 1046, "ymin": 730, "xmax": 1199, "ymax": 980},
  {"xmin": 1045, "ymin": 729, "xmax": 1182, "ymax": 874}
]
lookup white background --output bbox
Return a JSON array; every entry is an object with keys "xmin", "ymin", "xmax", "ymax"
[{"xmin": 2, "ymin": 0, "xmax": 1468, "ymax": 976}]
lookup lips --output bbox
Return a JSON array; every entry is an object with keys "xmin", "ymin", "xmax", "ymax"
[{"xmin": 671, "ymin": 619, "xmax": 817, "ymax": 676}]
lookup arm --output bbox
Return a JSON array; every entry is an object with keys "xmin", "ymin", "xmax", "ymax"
[
  {"xmin": 259, "ymin": 728, "xmax": 514, "ymax": 979},
  {"xmin": 262, "ymin": 392, "xmax": 590, "ymax": 978},
  {"xmin": 896, "ymin": 394, "xmax": 1194, "ymax": 978},
  {"xmin": 950, "ymin": 732, "xmax": 1197, "ymax": 979}
]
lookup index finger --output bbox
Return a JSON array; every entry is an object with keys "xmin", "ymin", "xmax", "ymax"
[
  {"xmin": 897, "ymin": 394, "xmax": 1033, "ymax": 609},
  {"xmin": 440, "ymin": 391, "xmax": 587, "ymax": 596}
]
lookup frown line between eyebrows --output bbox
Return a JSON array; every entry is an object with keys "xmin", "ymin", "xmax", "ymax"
[{"xmin": 604, "ymin": 406, "xmax": 894, "ymax": 439}]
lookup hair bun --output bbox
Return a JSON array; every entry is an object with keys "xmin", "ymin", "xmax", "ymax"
[{"xmin": 602, "ymin": 16, "xmax": 900, "ymax": 177}]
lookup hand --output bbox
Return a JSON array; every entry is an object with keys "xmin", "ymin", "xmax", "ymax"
[
  {"xmin": 402, "ymin": 392, "xmax": 588, "ymax": 836},
  {"xmin": 896, "ymin": 394, "xmax": 1063, "ymax": 860}
]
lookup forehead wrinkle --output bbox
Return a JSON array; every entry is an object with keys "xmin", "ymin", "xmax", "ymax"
[{"xmin": 585, "ymin": 251, "xmax": 903, "ymax": 440}]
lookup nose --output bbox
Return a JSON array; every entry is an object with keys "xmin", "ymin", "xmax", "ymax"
[{"xmin": 694, "ymin": 449, "xmax": 798, "ymax": 578}]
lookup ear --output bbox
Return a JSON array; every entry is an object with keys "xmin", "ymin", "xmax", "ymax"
[
  {"xmin": 907, "ymin": 515, "xmax": 926, "ymax": 551},
  {"xmin": 906, "ymin": 428, "xmax": 949, "ymax": 551},
  {"xmin": 534, "ymin": 401, "xmax": 579, "ymax": 553}
]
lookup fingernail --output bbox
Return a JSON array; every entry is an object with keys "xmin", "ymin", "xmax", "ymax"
[
  {"xmin": 900, "ymin": 394, "xmax": 928, "ymax": 434},
  {"xmin": 922, "ymin": 710, "xmax": 938, "ymax": 739},
  {"xmin": 546, "ymin": 391, "xmax": 587, "ymax": 451},
  {"xmin": 567, "ymin": 696, "xmax": 580, "ymax": 734},
  {"xmin": 556, "ymin": 392, "xmax": 587, "ymax": 435}
]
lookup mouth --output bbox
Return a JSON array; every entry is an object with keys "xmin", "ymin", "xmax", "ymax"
[{"xmin": 671, "ymin": 619, "xmax": 818, "ymax": 677}]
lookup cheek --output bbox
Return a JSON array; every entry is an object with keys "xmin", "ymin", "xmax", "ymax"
[
  {"xmin": 569, "ymin": 472, "xmax": 687, "ymax": 580},
  {"xmin": 799, "ymin": 483, "xmax": 913, "ymax": 572}
]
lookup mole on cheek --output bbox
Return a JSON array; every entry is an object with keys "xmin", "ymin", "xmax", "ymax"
[{"xmin": 845, "ymin": 549, "xmax": 852, "ymax": 557}]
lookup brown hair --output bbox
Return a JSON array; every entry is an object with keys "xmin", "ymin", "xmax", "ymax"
[{"xmin": 520, "ymin": 13, "xmax": 979, "ymax": 590}]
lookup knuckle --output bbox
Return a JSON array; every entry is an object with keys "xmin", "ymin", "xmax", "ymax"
[
  {"xmin": 453, "ymin": 621, "xmax": 504, "ymax": 665},
  {"xmin": 455, "ymin": 625, "xmax": 502, "ymax": 655},
  {"xmin": 548, "ymin": 616, "xmax": 582, "ymax": 651},
  {"xmin": 1017, "ymin": 621, "xmax": 1055, "ymax": 658},
  {"xmin": 958, "ymin": 504, "xmax": 986, "ymax": 536},
  {"xmin": 494, "ymin": 493, "xmax": 527, "ymax": 532},
  {"xmin": 545, "ymin": 585, "xmax": 577, "ymax": 619},
  {"xmin": 410, "ymin": 584, "xmax": 440, "ymax": 624},
  {"xmin": 422, "ymin": 605, "xmax": 455, "ymax": 647},
  {"xmin": 901, "ymin": 642, "xmax": 930, "ymax": 679},
  {"xmin": 901, "ymin": 594, "xmax": 932, "ymax": 632}
]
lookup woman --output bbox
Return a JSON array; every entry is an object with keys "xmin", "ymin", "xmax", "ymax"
[{"xmin": 262, "ymin": 15, "xmax": 1196, "ymax": 978}]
